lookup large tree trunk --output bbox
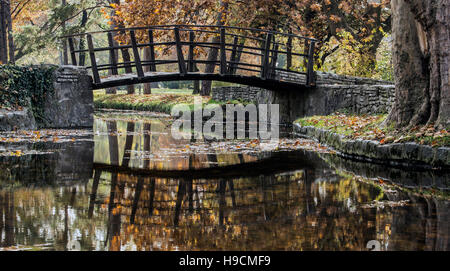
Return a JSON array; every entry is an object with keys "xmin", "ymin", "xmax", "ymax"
[
  {"xmin": 108, "ymin": 0, "xmax": 135, "ymax": 95},
  {"xmin": 387, "ymin": 0, "xmax": 449, "ymax": 129},
  {"xmin": 200, "ymin": 0, "xmax": 228, "ymax": 96}
]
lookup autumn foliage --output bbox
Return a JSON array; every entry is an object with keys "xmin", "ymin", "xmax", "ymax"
[{"xmin": 107, "ymin": 0, "xmax": 391, "ymax": 72}]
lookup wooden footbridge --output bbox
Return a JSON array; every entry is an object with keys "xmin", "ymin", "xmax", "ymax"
[{"xmin": 62, "ymin": 25, "xmax": 317, "ymax": 91}]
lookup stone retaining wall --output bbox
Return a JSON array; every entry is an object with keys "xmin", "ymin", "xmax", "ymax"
[
  {"xmin": 275, "ymin": 70, "xmax": 392, "ymax": 86},
  {"xmin": 293, "ymin": 123, "xmax": 450, "ymax": 169},
  {"xmin": 212, "ymin": 71, "xmax": 395, "ymax": 116}
]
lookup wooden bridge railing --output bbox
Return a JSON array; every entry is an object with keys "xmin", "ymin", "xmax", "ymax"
[{"xmin": 62, "ymin": 25, "xmax": 317, "ymax": 87}]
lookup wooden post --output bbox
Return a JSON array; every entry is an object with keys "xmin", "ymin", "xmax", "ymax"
[
  {"xmin": 188, "ymin": 31, "xmax": 195, "ymax": 72},
  {"xmin": 220, "ymin": 27, "xmax": 227, "ymax": 75},
  {"xmin": 86, "ymin": 34, "xmax": 100, "ymax": 84},
  {"xmin": 261, "ymin": 32, "xmax": 273, "ymax": 79},
  {"xmin": 148, "ymin": 29, "xmax": 156, "ymax": 72},
  {"xmin": 286, "ymin": 35, "xmax": 292, "ymax": 71},
  {"xmin": 130, "ymin": 30, "xmax": 144, "ymax": 78},
  {"xmin": 68, "ymin": 37, "xmax": 77, "ymax": 66},
  {"xmin": 107, "ymin": 32, "xmax": 118, "ymax": 76},
  {"xmin": 306, "ymin": 40, "xmax": 316, "ymax": 86},
  {"xmin": 174, "ymin": 27, "xmax": 187, "ymax": 75},
  {"xmin": 228, "ymin": 36, "xmax": 239, "ymax": 74}
]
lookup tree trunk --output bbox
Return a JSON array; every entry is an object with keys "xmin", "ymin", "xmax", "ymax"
[
  {"xmin": 387, "ymin": 0, "xmax": 449, "ymax": 129},
  {"xmin": 61, "ymin": 0, "xmax": 68, "ymax": 65},
  {"xmin": 143, "ymin": 47, "xmax": 152, "ymax": 94},
  {"xmin": 78, "ymin": 10, "xmax": 88, "ymax": 66},
  {"xmin": 122, "ymin": 48, "xmax": 135, "ymax": 94},
  {"xmin": 5, "ymin": 0, "xmax": 13, "ymax": 64},
  {"xmin": 201, "ymin": 0, "xmax": 228, "ymax": 96},
  {"xmin": 200, "ymin": 35, "xmax": 220, "ymax": 96},
  {"xmin": 0, "ymin": 0, "xmax": 9, "ymax": 64},
  {"xmin": 108, "ymin": 0, "xmax": 135, "ymax": 95},
  {"xmin": 192, "ymin": 63, "xmax": 200, "ymax": 94}
]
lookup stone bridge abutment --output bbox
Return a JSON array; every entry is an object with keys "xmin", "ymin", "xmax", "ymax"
[{"xmin": 212, "ymin": 72, "xmax": 394, "ymax": 124}]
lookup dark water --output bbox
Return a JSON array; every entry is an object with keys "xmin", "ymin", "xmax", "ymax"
[{"xmin": 0, "ymin": 112, "xmax": 448, "ymax": 251}]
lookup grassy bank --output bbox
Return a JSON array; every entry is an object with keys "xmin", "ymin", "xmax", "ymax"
[
  {"xmin": 94, "ymin": 89, "xmax": 248, "ymax": 114},
  {"xmin": 296, "ymin": 113, "xmax": 450, "ymax": 147}
]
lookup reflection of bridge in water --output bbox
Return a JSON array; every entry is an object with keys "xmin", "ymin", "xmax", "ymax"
[
  {"xmin": 62, "ymin": 25, "xmax": 317, "ymax": 91},
  {"xmin": 0, "ymin": 115, "xmax": 449, "ymax": 251}
]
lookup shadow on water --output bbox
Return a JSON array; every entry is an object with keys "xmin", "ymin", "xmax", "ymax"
[{"xmin": 0, "ymin": 112, "xmax": 448, "ymax": 251}]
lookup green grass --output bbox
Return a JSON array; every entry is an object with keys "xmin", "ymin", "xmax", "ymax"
[
  {"xmin": 93, "ymin": 88, "xmax": 193, "ymax": 96},
  {"xmin": 93, "ymin": 89, "xmax": 252, "ymax": 115}
]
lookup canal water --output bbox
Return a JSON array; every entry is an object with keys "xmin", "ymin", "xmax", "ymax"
[{"xmin": 0, "ymin": 111, "xmax": 448, "ymax": 251}]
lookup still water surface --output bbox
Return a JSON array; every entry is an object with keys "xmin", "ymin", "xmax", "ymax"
[{"xmin": 0, "ymin": 112, "xmax": 448, "ymax": 251}]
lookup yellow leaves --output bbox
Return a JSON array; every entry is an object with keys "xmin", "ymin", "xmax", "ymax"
[
  {"xmin": 310, "ymin": 3, "xmax": 322, "ymax": 12},
  {"xmin": 10, "ymin": 150, "xmax": 23, "ymax": 157},
  {"xmin": 329, "ymin": 15, "xmax": 341, "ymax": 23}
]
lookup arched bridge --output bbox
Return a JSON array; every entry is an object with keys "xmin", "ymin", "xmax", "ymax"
[{"xmin": 62, "ymin": 25, "xmax": 317, "ymax": 91}]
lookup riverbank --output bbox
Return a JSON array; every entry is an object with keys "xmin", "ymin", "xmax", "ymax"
[
  {"xmin": 294, "ymin": 113, "xmax": 450, "ymax": 169},
  {"xmin": 94, "ymin": 90, "xmax": 249, "ymax": 114}
]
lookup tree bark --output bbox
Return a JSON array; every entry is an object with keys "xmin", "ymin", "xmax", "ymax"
[
  {"xmin": 387, "ymin": 0, "xmax": 449, "ymax": 129},
  {"xmin": 201, "ymin": 0, "xmax": 228, "ymax": 96},
  {"xmin": 143, "ymin": 47, "xmax": 152, "ymax": 94},
  {"xmin": 5, "ymin": 0, "xmax": 13, "ymax": 64},
  {"xmin": 0, "ymin": 0, "xmax": 9, "ymax": 64},
  {"xmin": 108, "ymin": 0, "xmax": 135, "ymax": 94},
  {"xmin": 61, "ymin": 0, "xmax": 68, "ymax": 65}
]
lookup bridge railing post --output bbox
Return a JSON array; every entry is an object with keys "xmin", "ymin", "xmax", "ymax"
[
  {"xmin": 148, "ymin": 29, "xmax": 156, "ymax": 72},
  {"xmin": 174, "ymin": 27, "xmax": 187, "ymax": 75},
  {"xmin": 306, "ymin": 40, "xmax": 316, "ymax": 86},
  {"xmin": 188, "ymin": 31, "xmax": 195, "ymax": 72},
  {"xmin": 86, "ymin": 34, "xmax": 101, "ymax": 84},
  {"xmin": 130, "ymin": 30, "xmax": 145, "ymax": 78}
]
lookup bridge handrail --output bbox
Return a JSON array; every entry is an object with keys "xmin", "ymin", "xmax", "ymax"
[
  {"xmin": 61, "ymin": 24, "xmax": 317, "ymax": 42},
  {"xmin": 61, "ymin": 24, "xmax": 317, "ymax": 87}
]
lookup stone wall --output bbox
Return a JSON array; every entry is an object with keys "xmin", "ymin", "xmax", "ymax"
[
  {"xmin": 0, "ymin": 66, "xmax": 94, "ymax": 131},
  {"xmin": 0, "ymin": 108, "xmax": 36, "ymax": 131},
  {"xmin": 44, "ymin": 66, "xmax": 94, "ymax": 128},
  {"xmin": 274, "ymin": 71, "xmax": 392, "ymax": 86},
  {"xmin": 294, "ymin": 123, "xmax": 450, "ymax": 169},
  {"xmin": 212, "ymin": 71, "xmax": 395, "ymax": 123}
]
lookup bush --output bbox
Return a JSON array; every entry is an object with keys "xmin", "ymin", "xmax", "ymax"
[{"xmin": 0, "ymin": 65, "xmax": 57, "ymax": 125}]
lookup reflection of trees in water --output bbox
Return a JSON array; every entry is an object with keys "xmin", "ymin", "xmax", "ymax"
[
  {"xmin": 0, "ymin": 167, "xmax": 448, "ymax": 250},
  {"xmin": 95, "ymin": 118, "xmax": 260, "ymax": 171},
  {"xmin": 0, "ymin": 185, "xmax": 109, "ymax": 250},
  {"xmin": 91, "ymin": 168, "xmax": 447, "ymax": 251},
  {"xmin": 0, "ymin": 117, "xmax": 448, "ymax": 250},
  {"xmin": 383, "ymin": 193, "xmax": 449, "ymax": 251}
]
